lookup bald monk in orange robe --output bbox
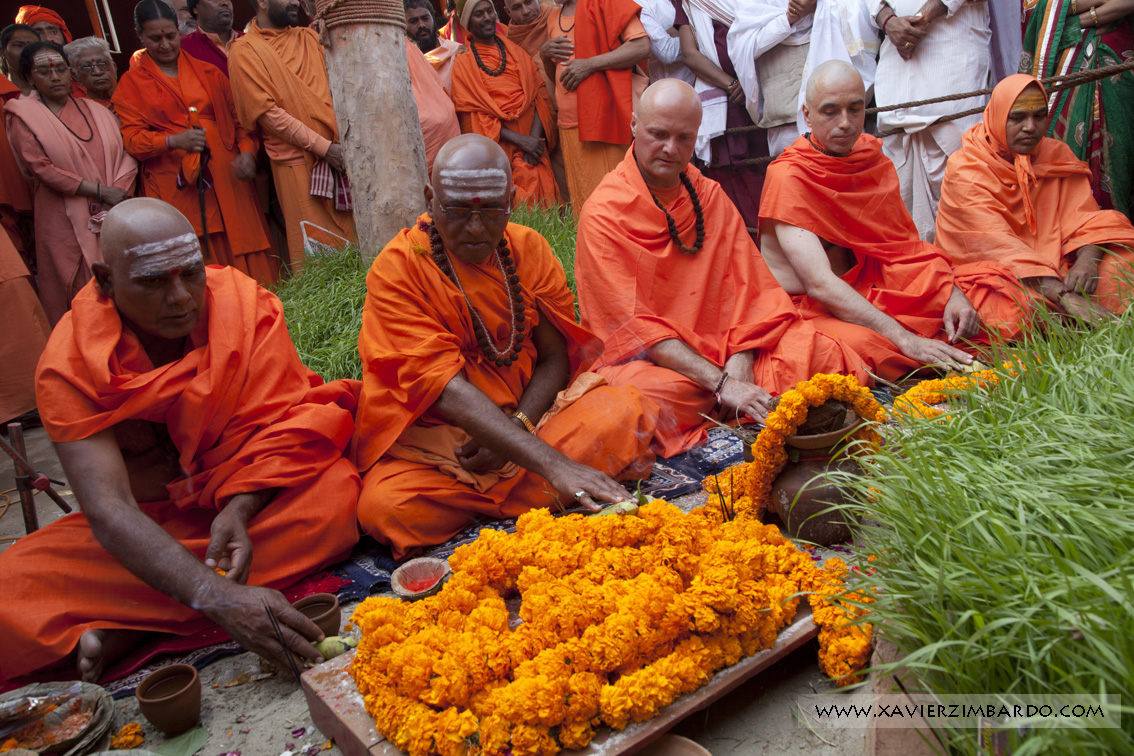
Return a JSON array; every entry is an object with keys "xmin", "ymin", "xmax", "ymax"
[
  {"xmin": 451, "ymin": 0, "xmax": 560, "ymax": 208},
  {"xmin": 405, "ymin": 38, "xmax": 461, "ymax": 176},
  {"xmin": 355, "ymin": 135, "xmax": 657, "ymax": 560},
  {"xmin": 577, "ymin": 81, "xmax": 866, "ymax": 458},
  {"xmin": 0, "ymin": 198, "xmax": 360, "ymax": 685},
  {"xmin": 229, "ymin": 2, "xmax": 356, "ymax": 266},
  {"xmin": 936, "ymin": 74, "xmax": 1134, "ymax": 336},
  {"xmin": 545, "ymin": 0, "xmax": 650, "ymax": 216},
  {"xmin": 114, "ymin": 5, "xmax": 277, "ymax": 285},
  {"xmin": 759, "ymin": 61, "xmax": 990, "ymax": 382}
]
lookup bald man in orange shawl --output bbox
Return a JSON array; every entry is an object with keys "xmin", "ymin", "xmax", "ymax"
[
  {"xmin": 936, "ymin": 74, "xmax": 1134, "ymax": 335},
  {"xmin": 114, "ymin": 50, "xmax": 277, "ymax": 284},
  {"xmin": 406, "ymin": 38, "xmax": 461, "ymax": 176},
  {"xmin": 451, "ymin": 0, "xmax": 560, "ymax": 208},
  {"xmin": 229, "ymin": 2, "xmax": 356, "ymax": 266},
  {"xmin": 355, "ymin": 135, "xmax": 657, "ymax": 560},
  {"xmin": 577, "ymin": 81, "xmax": 865, "ymax": 458},
  {"xmin": 0, "ymin": 199, "xmax": 360, "ymax": 685},
  {"xmin": 759, "ymin": 61, "xmax": 988, "ymax": 382},
  {"xmin": 545, "ymin": 0, "xmax": 649, "ymax": 215}
]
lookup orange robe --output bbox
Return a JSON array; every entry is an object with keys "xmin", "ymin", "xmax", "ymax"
[
  {"xmin": 4, "ymin": 93, "xmax": 137, "ymax": 324},
  {"xmin": 424, "ymin": 37, "xmax": 463, "ymax": 93},
  {"xmin": 759, "ymin": 134, "xmax": 1000, "ymax": 381},
  {"xmin": 0, "ymin": 267, "xmax": 361, "ymax": 683},
  {"xmin": 405, "ymin": 39, "xmax": 461, "ymax": 177},
  {"xmin": 114, "ymin": 53, "xmax": 278, "ymax": 285},
  {"xmin": 355, "ymin": 215, "xmax": 658, "ymax": 560},
  {"xmin": 577, "ymin": 150, "xmax": 866, "ymax": 457},
  {"xmin": 507, "ymin": 4, "xmax": 558, "ymax": 107},
  {"xmin": 936, "ymin": 74, "xmax": 1134, "ymax": 336},
  {"xmin": 229, "ymin": 20, "xmax": 356, "ymax": 265},
  {"xmin": 451, "ymin": 36, "xmax": 560, "ymax": 208},
  {"xmin": 0, "ymin": 77, "xmax": 34, "ymax": 261}
]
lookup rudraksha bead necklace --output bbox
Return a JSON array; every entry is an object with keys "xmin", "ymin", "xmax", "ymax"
[
  {"xmin": 471, "ymin": 37, "xmax": 507, "ymax": 77},
  {"xmin": 645, "ymin": 170, "xmax": 706, "ymax": 255}
]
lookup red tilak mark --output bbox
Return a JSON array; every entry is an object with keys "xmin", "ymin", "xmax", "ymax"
[
  {"xmin": 473, "ymin": 197, "xmax": 481, "ymax": 204},
  {"xmin": 171, "ymin": 268, "xmax": 181, "ymax": 276}
]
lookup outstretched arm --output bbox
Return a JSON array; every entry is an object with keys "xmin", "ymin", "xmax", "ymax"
[
  {"xmin": 646, "ymin": 339, "xmax": 773, "ymax": 422},
  {"xmin": 769, "ymin": 221, "xmax": 973, "ymax": 369},
  {"xmin": 55, "ymin": 432, "xmax": 324, "ymax": 673},
  {"xmin": 434, "ymin": 312, "xmax": 628, "ymax": 510}
]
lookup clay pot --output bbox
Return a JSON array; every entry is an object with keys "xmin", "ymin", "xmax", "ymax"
[
  {"xmin": 135, "ymin": 664, "xmax": 201, "ymax": 736},
  {"xmin": 769, "ymin": 416, "xmax": 864, "ymax": 546},
  {"xmin": 292, "ymin": 593, "xmax": 341, "ymax": 638},
  {"xmin": 391, "ymin": 557, "xmax": 450, "ymax": 600}
]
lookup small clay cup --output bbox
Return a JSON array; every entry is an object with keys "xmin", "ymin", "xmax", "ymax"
[
  {"xmin": 135, "ymin": 664, "xmax": 201, "ymax": 736},
  {"xmin": 292, "ymin": 593, "xmax": 340, "ymax": 638},
  {"xmin": 391, "ymin": 557, "xmax": 450, "ymax": 600}
]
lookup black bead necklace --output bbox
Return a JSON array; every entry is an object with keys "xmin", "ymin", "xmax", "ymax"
[
  {"xmin": 50, "ymin": 96, "xmax": 94, "ymax": 143},
  {"xmin": 429, "ymin": 222, "xmax": 526, "ymax": 366},
  {"xmin": 471, "ymin": 36, "xmax": 507, "ymax": 76},
  {"xmin": 644, "ymin": 170, "xmax": 706, "ymax": 255},
  {"xmin": 804, "ymin": 132, "xmax": 848, "ymax": 158}
]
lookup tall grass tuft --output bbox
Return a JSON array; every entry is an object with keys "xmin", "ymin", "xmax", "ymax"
[
  {"xmin": 847, "ymin": 311, "xmax": 1134, "ymax": 755},
  {"xmin": 274, "ymin": 206, "xmax": 579, "ymax": 382}
]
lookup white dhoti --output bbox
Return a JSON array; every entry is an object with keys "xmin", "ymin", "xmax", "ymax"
[{"xmin": 883, "ymin": 122, "xmax": 964, "ymax": 242}]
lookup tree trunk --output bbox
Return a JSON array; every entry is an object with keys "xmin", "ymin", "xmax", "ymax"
[{"xmin": 322, "ymin": 20, "xmax": 428, "ymax": 263}]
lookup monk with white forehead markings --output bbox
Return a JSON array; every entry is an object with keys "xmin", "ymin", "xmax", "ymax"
[
  {"xmin": 0, "ymin": 198, "xmax": 362, "ymax": 685},
  {"xmin": 354, "ymin": 134, "xmax": 659, "ymax": 560}
]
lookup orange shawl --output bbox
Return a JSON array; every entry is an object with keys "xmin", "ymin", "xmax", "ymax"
[
  {"xmin": 36, "ymin": 266, "xmax": 360, "ymax": 512},
  {"xmin": 228, "ymin": 20, "xmax": 338, "ymax": 169},
  {"xmin": 760, "ymin": 134, "xmax": 955, "ymax": 338},
  {"xmin": 113, "ymin": 53, "xmax": 268, "ymax": 257},
  {"xmin": 507, "ymin": 4, "xmax": 555, "ymax": 60},
  {"xmin": 405, "ymin": 39, "xmax": 461, "ymax": 176},
  {"xmin": 573, "ymin": 0, "xmax": 641, "ymax": 145},
  {"xmin": 577, "ymin": 149, "xmax": 806, "ymax": 367},
  {"xmin": 355, "ymin": 215, "xmax": 597, "ymax": 472},
  {"xmin": 936, "ymin": 74, "xmax": 1134, "ymax": 279},
  {"xmin": 0, "ymin": 78, "xmax": 32, "ymax": 215}
]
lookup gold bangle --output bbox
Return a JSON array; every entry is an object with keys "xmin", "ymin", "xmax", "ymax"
[
  {"xmin": 512, "ymin": 410, "xmax": 536, "ymax": 434},
  {"xmin": 1070, "ymin": 0, "xmax": 1078, "ymax": 14},
  {"xmin": 1090, "ymin": 6, "xmax": 1098, "ymax": 25}
]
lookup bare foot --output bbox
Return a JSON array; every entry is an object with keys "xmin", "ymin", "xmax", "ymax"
[{"xmin": 77, "ymin": 628, "xmax": 147, "ymax": 682}]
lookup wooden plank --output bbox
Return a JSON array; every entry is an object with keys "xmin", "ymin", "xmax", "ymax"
[{"xmin": 303, "ymin": 609, "xmax": 818, "ymax": 756}]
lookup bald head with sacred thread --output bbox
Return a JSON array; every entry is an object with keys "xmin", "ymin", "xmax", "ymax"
[
  {"xmin": 426, "ymin": 134, "xmax": 517, "ymax": 265},
  {"xmin": 632, "ymin": 79, "xmax": 702, "ymax": 189},
  {"xmin": 802, "ymin": 60, "xmax": 866, "ymax": 156},
  {"xmin": 93, "ymin": 198, "xmax": 207, "ymax": 341}
]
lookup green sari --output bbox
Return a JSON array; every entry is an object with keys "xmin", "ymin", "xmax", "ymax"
[{"xmin": 1022, "ymin": 0, "xmax": 1134, "ymax": 218}]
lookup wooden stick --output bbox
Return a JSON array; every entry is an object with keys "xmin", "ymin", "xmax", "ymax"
[{"xmin": 263, "ymin": 600, "xmax": 303, "ymax": 683}]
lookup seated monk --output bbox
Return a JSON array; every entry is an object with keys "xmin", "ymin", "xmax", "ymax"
[
  {"xmin": 0, "ymin": 199, "xmax": 361, "ymax": 685},
  {"xmin": 936, "ymin": 74, "xmax": 1134, "ymax": 334},
  {"xmin": 355, "ymin": 134, "xmax": 658, "ymax": 560},
  {"xmin": 759, "ymin": 61, "xmax": 988, "ymax": 382},
  {"xmin": 576, "ymin": 80, "xmax": 867, "ymax": 458}
]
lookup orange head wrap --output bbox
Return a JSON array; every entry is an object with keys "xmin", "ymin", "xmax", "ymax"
[
  {"xmin": 979, "ymin": 73, "xmax": 1050, "ymax": 235},
  {"xmin": 14, "ymin": 5, "xmax": 72, "ymax": 43}
]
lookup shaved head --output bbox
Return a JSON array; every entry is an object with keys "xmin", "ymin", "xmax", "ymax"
[
  {"xmin": 801, "ymin": 60, "xmax": 866, "ymax": 155},
  {"xmin": 95, "ymin": 198, "xmax": 207, "ymax": 341},
  {"xmin": 427, "ymin": 134, "xmax": 516, "ymax": 264},
  {"xmin": 632, "ymin": 79, "xmax": 701, "ymax": 188}
]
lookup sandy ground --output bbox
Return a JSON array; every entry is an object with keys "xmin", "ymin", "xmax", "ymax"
[{"xmin": 1, "ymin": 426, "xmax": 868, "ymax": 756}]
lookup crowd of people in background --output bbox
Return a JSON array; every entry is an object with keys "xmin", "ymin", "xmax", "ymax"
[{"xmin": 1, "ymin": 0, "xmax": 1133, "ymax": 431}]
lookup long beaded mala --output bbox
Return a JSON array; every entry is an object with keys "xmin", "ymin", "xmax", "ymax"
[
  {"xmin": 645, "ymin": 170, "xmax": 706, "ymax": 255},
  {"xmin": 470, "ymin": 37, "xmax": 507, "ymax": 77},
  {"xmin": 428, "ymin": 222, "xmax": 526, "ymax": 367}
]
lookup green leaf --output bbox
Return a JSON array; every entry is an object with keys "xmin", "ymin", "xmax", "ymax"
[{"xmin": 156, "ymin": 727, "xmax": 208, "ymax": 756}]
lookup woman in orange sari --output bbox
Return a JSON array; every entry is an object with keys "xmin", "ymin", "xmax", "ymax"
[{"xmin": 113, "ymin": 0, "xmax": 277, "ymax": 284}]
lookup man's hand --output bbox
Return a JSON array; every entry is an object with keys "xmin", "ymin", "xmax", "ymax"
[
  {"xmin": 1064, "ymin": 246, "xmax": 1105, "ymax": 295},
  {"xmin": 943, "ymin": 286, "xmax": 981, "ymax": 343},
  {"xmin": 559, "ymin": 58, "xmax": 597, "ymax": 92},
  {"xmin": 1057, "ymin": 290, "xmax": 1117, "ymax": 325},
  {"xmin": 324, "ymin": 143, "xmax": 346, "ymax": 174},
  {"xmin": 516, "ymin": 134, "xmax": 545, "ymax": 165},
  {"xmin": 717, "ymin": 379, "xmax": 775, "ymax": 423},
  {"xmin": 887, "ymin": 16, "xmax": 929, "ymax": 60},
  {"xmin": 201, "ymin": 583, "xmax": 325, "ymax": 676},
  {"xmin": 895, "ymin": 332, "xmax": 973, "ymax": 371},
  {"xmin": 455, "ymin": 437, "xmax": 510, "ymax": 475},
  {"xmin": 787, "ymin": 0, "xmax": 817, "ymax": 24},
  {"xmin": 541, "ymin": 35, "xmax": 573, "ymax": 63},
  {"xmin": 232, "ymin": 151, "xmax": 257, "ymax": 182},
  {"xmin": 545, "ymin": 461, "xmax": 629, "ymax": 513},
  {"xmin": 204, "ymin": 495, "xmax": 259, "ymax": 584},
  {"xmin": 170, "ymin": 128, "xmax": 208, "ymax": 153},
  {"xmin": 100, "ymin": 186, "xmax": 128, "ymax": 206}
]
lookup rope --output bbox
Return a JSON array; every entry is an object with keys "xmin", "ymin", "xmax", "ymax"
[
  {"xmin": 312, "ymin": 0, "xmax": 406, "ymax": 46},
  {"xmin": 710, "ymin": 57, "xmax": 1134, "ymax": 169}
]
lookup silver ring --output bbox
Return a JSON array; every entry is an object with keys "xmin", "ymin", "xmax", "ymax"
[{"xmin": 573, "ymin": 491, "xmax": 586, "ymax": 500}]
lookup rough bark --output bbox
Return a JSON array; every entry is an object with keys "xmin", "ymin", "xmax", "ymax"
[{"xmin": 323, "ymin": 22, "xmax": 428, "ymax": 263}]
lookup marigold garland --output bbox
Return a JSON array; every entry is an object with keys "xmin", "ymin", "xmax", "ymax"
[
  {"xmin": 890, "ymin": 360, "xmax": 1028, "ymax": 420},
  {"xmin": 349, "ymin": 502, "xmax": 872, "ymax": 756}
]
